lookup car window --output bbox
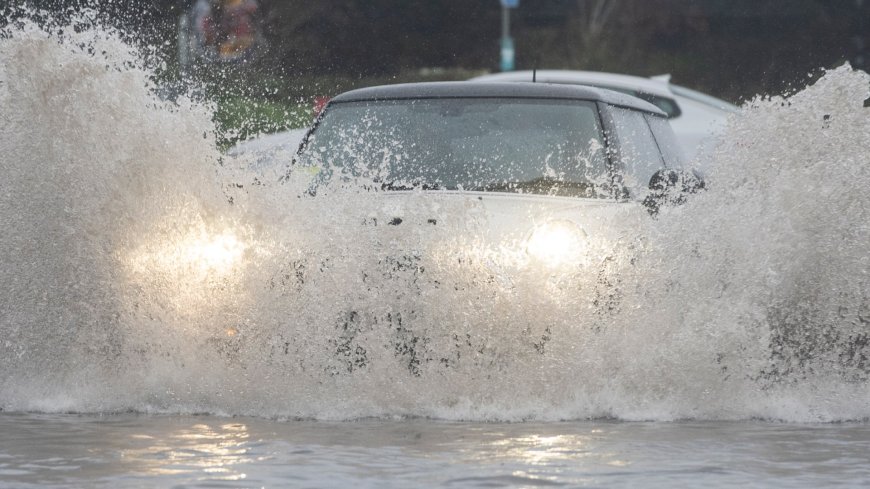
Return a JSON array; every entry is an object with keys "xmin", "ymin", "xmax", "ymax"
[
  {"xmin": 645, "ymin": 114, "xmax": 687, "ymax": 168},
  {"xmin": 299, "ymin": 98, "xmax": 610, "ymax": 198},
  {"xmin": 609, "ymin": 107, "xmax": 665, "ymax": 193}
]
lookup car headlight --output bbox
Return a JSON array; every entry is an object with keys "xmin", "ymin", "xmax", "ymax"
[
  {"xmin": 122, "ymin": 226, "xmax": 250, "ymax": 308},
  {"xmin": 178, "ymin": 231, "xmax": 246, "ymax": 275},
  {"xmin": 525, "ymin": 220, "xmax": 587, "ymax": 267}
]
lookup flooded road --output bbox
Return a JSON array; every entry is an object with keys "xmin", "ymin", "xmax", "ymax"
[{"xmin": 2, "ymin": 414, "xmax": 870, "ymax": 488}]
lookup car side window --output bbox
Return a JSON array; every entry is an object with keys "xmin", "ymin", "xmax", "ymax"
[
  {"xmin": 645, "ymin": 114, "xmax": 687, "ymax": 168},
  {"xmin": 609, "ymin": 107, "xmax": 665, "ymax": 193}
]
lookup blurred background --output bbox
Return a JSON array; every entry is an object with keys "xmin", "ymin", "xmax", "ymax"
[{"xmin": 8, "ymin": 0, "xmax": 869, "ymax": 146}]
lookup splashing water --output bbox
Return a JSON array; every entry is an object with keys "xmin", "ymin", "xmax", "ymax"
[{"xmin": 1, "ymin": 19, "xmax": 868, "ymax": 422}]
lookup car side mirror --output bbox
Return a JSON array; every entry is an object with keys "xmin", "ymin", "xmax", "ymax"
[{"xmin": 642, "ymin": 169, "xmax": 705, "ymax": 216}]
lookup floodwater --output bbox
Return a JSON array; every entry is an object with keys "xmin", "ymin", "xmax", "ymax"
[
  {"xmin": 2, "ymin": 414, "xmax": 870, "ymax": 488},
  {"xmin": 2, "ymin": 11, "xmax": 870, "ymax": 489}
]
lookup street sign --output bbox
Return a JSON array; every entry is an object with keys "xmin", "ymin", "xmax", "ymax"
[
  {"xmin": 500, "ymin": 37, "xmax": 515, "ymax": 72},
  {"xmin": 499, "ymin": 0, "xmax": 517, "ymax": 71}
]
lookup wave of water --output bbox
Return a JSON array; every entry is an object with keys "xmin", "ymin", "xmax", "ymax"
[{"xmin": 1, "ymin": 18, "xmax": 868, "ymax": 422}]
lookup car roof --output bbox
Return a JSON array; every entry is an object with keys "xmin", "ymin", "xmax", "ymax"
[
  {"xmin": 471, "ymin": 70, "xmax": 675, "ymax": 98},
  {"xmin": 330, "ymin": 81, "xmax": 666, "ymax": 116}
]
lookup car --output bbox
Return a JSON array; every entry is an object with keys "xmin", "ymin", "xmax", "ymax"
[
  {"xmin": 290, "ymin": 81, "xmax": 703, "ymax": 267},
  {"xmin": 470, "ymin": 70, "xmax": 739, "ymax": 161},
  {"xmin": 295, "ymin": 81, "xmax": 699, "ymax": 217},
  {"xmin": 283, "ymin": 81, "xmax": 703, "ymax": 374}
]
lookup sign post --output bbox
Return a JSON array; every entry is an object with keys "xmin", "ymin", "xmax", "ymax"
[
  {"xmin": 500, "ymin": 37, "xmax": 515, "ymax": 72},
  {"xmin": 499, "ymin": 0, "xmax": 519, "ymax": 71}
]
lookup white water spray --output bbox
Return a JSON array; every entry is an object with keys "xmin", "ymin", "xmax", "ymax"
[{"xmin": 1, "ymin": 18, "xmax": 868, "ymax": 422}]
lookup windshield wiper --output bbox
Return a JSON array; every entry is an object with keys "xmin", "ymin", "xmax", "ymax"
[
  {"xmin": 482, "ymin": 177, "xmax": 597, "ymax": 197},
  {"xmin": 380, "ymin": 181, "xmax": 443, "ymax": 191}
]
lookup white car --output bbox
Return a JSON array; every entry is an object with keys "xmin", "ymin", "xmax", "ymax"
[
  {"xmin": 298, "ymin": 82, "xmax": 699, "ymax": 214},
  {"xmin": 471, "ymin": 70, "xmax": 739, "ymax": 162},
  {"xmin": 289, "ymin": 82, "xmax": 703, "ymax": 374}
]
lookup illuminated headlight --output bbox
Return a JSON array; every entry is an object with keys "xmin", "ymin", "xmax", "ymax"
[
  {"xmin": 178, "ymin": 231, "xmax": 246, "ymax": 275},
  {"xmin": 525, "ymin": 220, "xmax": 587, "ymax": 267},
  {"xmin": 126, "ymin": 228, "xmax": 247, "ymax": 282},
  {"xmin": 120, "ymin": 218, "xmax": 257, "ymax": 317}
]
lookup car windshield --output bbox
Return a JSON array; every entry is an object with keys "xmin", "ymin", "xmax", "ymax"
[{"xmin": 297, "ymin": 98, "xmax": 610, "ymax": 198}]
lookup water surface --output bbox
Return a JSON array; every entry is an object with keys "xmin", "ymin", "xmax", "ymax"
[{"xmin": 2, "ymin": 414, "xmax": 869, "ymax": 488}]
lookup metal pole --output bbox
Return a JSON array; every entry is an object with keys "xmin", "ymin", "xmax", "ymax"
[{"xmin": 500, "ymin": 4, "xmax": 514, "ymax": 71}]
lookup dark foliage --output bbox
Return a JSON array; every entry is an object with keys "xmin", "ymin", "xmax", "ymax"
[{"xmin": 11, "ymin": 0, "xmax": 869, "ymax": 102}]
